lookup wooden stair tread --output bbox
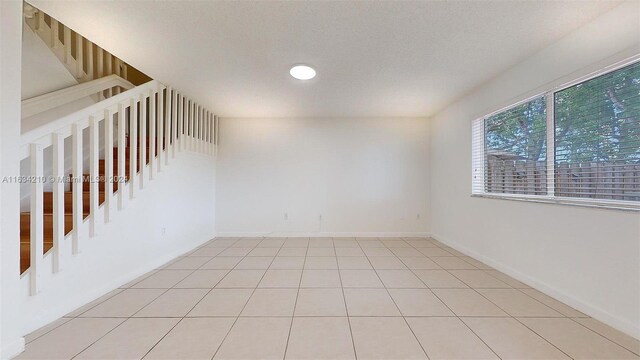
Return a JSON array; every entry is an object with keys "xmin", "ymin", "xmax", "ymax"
[{"xmin": 43, "ymin": 190, "xmax": 105, "ymax": 213}]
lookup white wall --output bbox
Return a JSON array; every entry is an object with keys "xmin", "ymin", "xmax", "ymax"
[
  {"xmin": 21, "ymin": 21, "xmax": 79, "ymax": 100},
  {"xmin": 1, "ymin": 1, "xmax": 26, "ymax": 358},
  {"xmin": 216, "ymin": 117, "xmax": 430, "ymax": 237},
  {"xmin": 429, "ymin": 1, "xmax": 640, "ymax": 338},
  {"xmin": 17, "ymin": 152, "xmax": 216, "ymax": 339}
]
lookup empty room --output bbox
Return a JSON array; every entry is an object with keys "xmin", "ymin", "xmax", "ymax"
[{"xmin": 1, "ymin": 0, "xmax": 639, "ymax": 359}]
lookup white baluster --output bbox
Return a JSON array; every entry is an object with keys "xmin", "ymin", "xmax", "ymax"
[
  {"xmin": 200, "ymin": 107, "xmax": 204, "ymax": 153},
  {"xmin": 129, "ymin": 98, "xmax": 138, "ymax": 198},
  {"xmin": 86, "ymin": 40, "xmax": 93, "ymax": 80},
  {"xmin": 97, "ymin": 47, "xmax": 104, "ymax": 100},
  {"xmin": 203, "ymin": 109, "xmax": 208, "ymax": 154},
  {"xmin": 164, "ymin": 87, "xmax": 171, "ymax": 165},
  {"xmin": 209, "ymin": 113, "xmax": 214, "ymax": 155},
  {"xmin": 89, "ymin": 116, "xmax": 99, "ymax": 237},
  {"xmin": 51, "ymin": 19, "xmax": 59, "ymax": 48},
  {"xmin": 204, "ymin": 111, "xmax": 208, "ymax": 155},
  {"xmin": 194, "ymin": 105, "xmax": 199, "ymax": 153},
  {"xmin": 139, "ymin": 94, "xmax": 147, "ymax": 189},
  {"xmin": 178, "ymin": 94, "xmax": 184, "ymax": 152},
  {"xmin": 215, "ymin": 115, "xmax": 220, "ymax": 156},
  {"xmin": 208, "ymin": 111, "xmax": 212, "ymax": 154},
  {"xmin": 52, "ymin": 133, "xmax": 64, "ymax": 272},
  {"xmin": 203, "ymin": 109, "xmax": 207, "ymax": 153},
  {"xmin": 201, "ymin": 108, "xmax": 205, "ymax": 153},
  {"xmin": 172, "ymin": 90, "xmax": 177, "ymax": 158},
  {"xmin": 36, "ymin": 11, "xmax": 44, "ymax": 32},
  {"xmin": 184, "ymin": 99, "xmax": 193, "ymax": 150},
  {"xmin": 211, "ymin": 113, "xmax": 215, "ymax": 155},
  {"xmin": 157, "ymin": 86, "xmax": 164, "ymax": 171},
  {"xmin": 190, "ymin": 100, "xmax": 194, "ymax": 151},
  {"xmin": 205, "ymin": 112, "xmax": 210, "ymax": 155},
  {"xmin": 63, "ymin": 27, "xmax": 71, "ymax": 64},
  {"xmin": 199, "ymin": 108, "xmax": 203, "ymax": 153},
  {"xmin": 197, "ymin": 105, "xmax": 202, "ymax": 153},
  {"xmin": 105, "ymin": 55, "xmax": 113, "ymax": 97},
  {"xmin": 29, "ymin": 143, "xmax": 44, "ymax": 296},
  {"xmin": 114, "ymin": 58, "xmax": 121, "ymax": 95},
  {"xmin": 149, "ymin": 89, "xmax": 156, "ymax": 180},
  {"xmin": 117, "ymin": 103, "xmax": 126, "ymax": 209},
  {"xmin": 76, "ymin": 33, "xmax": 84, "ymax": 78},
  {"xmin": 192, "ymin": 101, "xmax": 196, "ymax": 151},
  {"xmin": 71, "ymin": 123, "xmax": 82, "ymax": 254},
  {"xmin": 104, "ymin": 109, "xmax": 114, "ymax": 222},
  {"xmin": 193, "ymin": 103, "xmax": 198, "ymax": 152}
]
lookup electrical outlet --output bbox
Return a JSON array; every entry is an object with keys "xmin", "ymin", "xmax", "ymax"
[{"xmin": 161, "ymin": 227, "xmax": 167, "ymax": 236}]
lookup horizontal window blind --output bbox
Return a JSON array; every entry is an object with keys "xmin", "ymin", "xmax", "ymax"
[
  {"xmin": 471, "ymin": 118, "xmax": 485, "ymax": 194},
  {"xmin": 481, "ymin": 96, "xmax": 547, "ymax": 195},
  {"xmin": 554, "ymin": 61, "xmax": 640, "ymax": 202}
]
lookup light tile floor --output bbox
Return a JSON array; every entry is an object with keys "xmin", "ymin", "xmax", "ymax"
[{"xmin": 18, "ymin": 237, "xmax": 640, "ymax": 360}]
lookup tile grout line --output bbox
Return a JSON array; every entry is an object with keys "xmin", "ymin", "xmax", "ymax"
[
  {"xmin": 567, "ymin": 318, "xmax": 640, "ymax": 356},
  {"xmin": 139, "ymin": 237, "xmax": 243, "ymax": 359},
  {"xmin": 402, "ymin": 238, "xmax": 503, "ymax": 360},
  {"xmin": 206, "ymin": 236, "xmax": 272, "ymax": 360},
  {"xmin": 418, "ymin": 238, "xmax": 575, "ymax": 359},
  {"xmin": 71, "ymin": 237, "xmax": 238, "ymax": 360},
  {"xmin": 210, "ymin": 236, "xmax": 284, "ymax": 360},
  {"xmin": 23, "ymin": 317, "xmax": 73, "ymax": 345},
  {"xmin": 336, "ymin": 238, "xmax": 359, "ymax": 360},
  {"xmin": 75, "ymin": 242, "xmax": 219, "ymax": 359},
  {"xmin": 282, "ymin": 237, "xmax": 310, "ymax": 360},
  {"xmin": 361, "ymin": 237, "xmax": 432, "ymax": 360},
  {"xmin": 440, "ymin": 272, "xmax": 572, "ymax": 357},
  {"xmin": 69, "ymin": 281, "xmax": 178, "ymax": 359}
]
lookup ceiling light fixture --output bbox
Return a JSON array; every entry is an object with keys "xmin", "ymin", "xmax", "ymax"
[{"xmin": 290, "ymin": 65, "xmax": 316, "ymax": 80}]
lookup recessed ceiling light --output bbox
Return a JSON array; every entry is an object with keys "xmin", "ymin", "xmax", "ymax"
[{"xmin": 290, "ymin": 65, "xmax": 316, "ymax": 80}]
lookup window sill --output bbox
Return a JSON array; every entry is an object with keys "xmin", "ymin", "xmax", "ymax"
[{"xmin": 471, "ymin": 193, "xmax": 640, "ymax": 212}]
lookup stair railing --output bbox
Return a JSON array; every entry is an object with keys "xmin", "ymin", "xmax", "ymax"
[
  {"xmin": 23, "ymin": 3, "xmax": 149, "ymax": 100},
  {"xmin": 20, "ymin": 80, "xmax": 218, "ymax": 296},
  {"xmin": 22, "ymin": 74, "xmax": 134, "ymax": 118}
]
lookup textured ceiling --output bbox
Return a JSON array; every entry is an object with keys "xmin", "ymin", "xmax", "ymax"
[{"xmin": 31, "ymin": 0, "xmax": 621, "ymax": 118}]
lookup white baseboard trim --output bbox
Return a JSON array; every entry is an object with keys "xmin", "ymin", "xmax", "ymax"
[
  {"xmin": 1, "ymin": 336, "xmax": 25, "ymax": 360},
  {"xmin": 431, "ymin": 232, "xmax": 640, "ymax": 340},
  {"xmin": 215, "ymin": 232, "xmax": 432, "ymax": 238}
]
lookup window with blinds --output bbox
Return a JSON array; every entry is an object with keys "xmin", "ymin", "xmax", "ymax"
[
  {"xmin": 472, "ymin": 58, "xmax": 640, "ymax": 208},
  {"xmin": 554, "ymin": 61, "xmax": 640, "ymax": 202},
  {"xmin": 472, "ymin": 96, "xmax": 547, "ymax": 195}
]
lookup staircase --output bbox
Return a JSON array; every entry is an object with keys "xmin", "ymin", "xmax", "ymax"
[
  {"xmin": 23, "ymin": 2, "xmax": 151, "ymax": 99},
  {"xmin": 19, "ymin": 137, "xmax": 147, "ymax": 273},
  {"xmin": 19, "ymin": 5, "xmax": 220, "ymax": 296}
]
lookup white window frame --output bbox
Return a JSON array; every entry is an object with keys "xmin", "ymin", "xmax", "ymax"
[{"xmin": 471, "ymin": 56, "xmax": 640, "ymax": 212}]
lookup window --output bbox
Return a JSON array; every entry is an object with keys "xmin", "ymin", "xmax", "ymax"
[
  {"xmin": 554, "ymin": 61, "xmax": 640, "ymax": 202},
  {"xmin": 472, "ymin": 59, "xmax": 640, "ymax": 209},
  {"xmin": 483, "ymin": 96, "xmax": 547, "ymax": 195}
]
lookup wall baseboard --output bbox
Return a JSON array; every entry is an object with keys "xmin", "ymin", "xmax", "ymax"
[
  {"xmin": 0, "ymin": 337, "xmax": 25, "ymax": 360},
  {"xmin": 430, "ymin": 233, "xmax": 640, "ymax": 341},
  {"xmin": 215, "ymin": 232, "xmax": 432, "ymax": 238}
]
